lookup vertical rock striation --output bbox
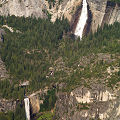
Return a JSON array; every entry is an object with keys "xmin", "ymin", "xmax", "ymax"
[
  {"xmin": 87, "ymin": 0, "xmax": 107, "ymax": 32},
  {"xmin": 87, "ymin": 0, "xmax": 120, "ymax": 32},
  {"xmin": 102, "ymin": 1, "xmax": 120, "ymax": 27},
  {"xmin": 54, "ymin": 85, "xmax": 120, "ymax": 120}
]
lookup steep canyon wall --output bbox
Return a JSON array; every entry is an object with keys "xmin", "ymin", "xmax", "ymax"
[
  {"xmin": 0, "ymin": 0, "xmax": 120, "ymax": 33},
  {"xmin": 54, "ymin": 85, "xmax": 120, "ymax": 120}
]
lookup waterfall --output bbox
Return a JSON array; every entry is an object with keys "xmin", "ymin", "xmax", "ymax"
[
  {"xmin": 24, "ymin": 98, "xmax": 30, "ymax": 120},
  {"xmin": 74, "ymin": 0, "xmax": 88, "ymax": 39}
]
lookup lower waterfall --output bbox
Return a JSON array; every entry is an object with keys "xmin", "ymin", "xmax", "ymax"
[
  {"xmin": 74, "ymin": 0, "xmax": 88, "ymax": 39},
  {"xmin": 24, "ymin": 98, "xmax": 30, "ymax": 120}
]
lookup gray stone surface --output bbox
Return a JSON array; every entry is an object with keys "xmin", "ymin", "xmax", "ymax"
[
  {"xmin": 54, "ymin": 84, "xmax": 120, "ymax": 120},
  {"xmin": 0, "ymin": 98, "xmax": 16, "ymax": 112},
  {"xmin": 0, "ymin": 0, "xmax": 47, "ymax": 18},
  {"xmin": 0, "ymin": 57, "xmax": 8, "ymax": 80}
]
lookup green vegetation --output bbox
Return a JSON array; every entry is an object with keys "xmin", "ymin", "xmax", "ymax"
[
  {"xmin": 0, "ymin": 7, "xmax": 120, "ymax": 120},
  {"xmin": 110, "ymin": 0, "xmax": 120, "ymax": 3},
  {"xmin": 37, "ymin": 112, "xmax": 53, "ymax": 120},
  {"xmin": 0, "ymin": 15, "xmax": 120, "ymax": 97},
  {"xmin": 107, "ymin": 71, "xmax": 120, "ymax": 88},
  {"xmin": 0, "ymin": 15, "xmax": 120, "ymax": 99},
  {"xmin": 0, "ymin": 15, "xmax": 120, "ymax": 120},
  {"xmin": 0, "ymin": 15, "xmax": 69, "ymax": 99},
  {"xmin": 46, "ymin": 0, "xmax": 63, "ymax": 8},
  {"xmin": 40, "ymin": 89, "xmax": 56, "ymax": 112},
  {"xmin": 77, "ymin": 103, "xmax": 90, "ymax": 110},
  {"xmin": 0, "ymin": 103, "xmax": 26, "ymax": 120},
  {"xmin": 0, "ymin": 79, "xmax": 25, "ymax": 99}
]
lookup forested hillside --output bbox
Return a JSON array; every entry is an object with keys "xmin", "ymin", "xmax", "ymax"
[
  {"xmin": 110, "ymin": 0, "xmax": 120, "ymax": 3},
  {"xmin": 0, "ymin": 15, "xmax": 120, "ymax": 99},
  {"xmin": 0, "ymin": 15, "xmax": 120, "ymax": 120},
  {"xmin": 0, "ymin": 15, "xmax": 69, "ymax": 99}
]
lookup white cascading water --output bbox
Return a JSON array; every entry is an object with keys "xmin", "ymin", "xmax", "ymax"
[
  {"xmin": 24, "ymin": 98, "xmax": 30, "ymax": 120},
  {"xmin": 74, "ymin": 0, "xmax": 88, "ymax": 39}
]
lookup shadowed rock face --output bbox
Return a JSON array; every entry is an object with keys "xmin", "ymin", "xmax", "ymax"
[{"xmin": 70, "ymin": 4, "xmax": 82, "ymax": 34}]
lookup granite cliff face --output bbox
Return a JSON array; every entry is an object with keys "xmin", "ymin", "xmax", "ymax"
[
  {"xmin": 102, "ymin": 1, "xmax": 120, "ymax": 27},
  {"xmin": 0, "ymin": 0, "xmax": 83, "ymax": 22},
  {"xmin": 0, "ymin": 0, "xmax": 47, "ymax": 18},
  {"xmin": 26, "ymin": 53, "xmax": 120, "ymax": 120},
  {"xmin": 0, "ymin": 0, "xmax": 120, "ymax": 33},
  {"xmin": 28, "ymin": 87, "xmax": 48, "ymax": 114},
  {"xmin": 87, "ymin": 0, "xmax": 120, "ymax": 32},
  {"xmin": 87, "ymin": 0, "xmax": 107, "ymax": 32},
  {"xmin": 54, "ymin": 85, "xmax": 120, "ymax": 120},
  {"xmin": 0, "ymin": 0, "xmax": 120, "ymax": 119}
]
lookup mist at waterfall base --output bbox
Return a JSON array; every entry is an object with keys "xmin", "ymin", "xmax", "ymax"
[
  {"xmin": 24, "ymin": 98, "xmax": 30, "ymax": 120},
  {"xmin": 74, "ymin": 0, "xmax": 88, "ymax": 39}
]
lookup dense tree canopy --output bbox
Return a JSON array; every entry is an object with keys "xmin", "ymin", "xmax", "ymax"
[
  {"xmin": 0, "ymin": 15, "xmax": 120, "ymax": 100},
  {"xmin": 0, "ymin": 14, "xmax": 120, "ymax": 120}
]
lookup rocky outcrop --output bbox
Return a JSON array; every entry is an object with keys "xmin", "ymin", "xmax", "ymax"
[
  {"xmin": 0, "ymin": 0, "xmax": 47, "ymax": 18},
  {"xmin": 102, "ymin": 1, "xmax": 120, "ymax": 26},
  {"xmin": 87, "ymin": 0, "xmax": 107, "ymax": 32},
  {"xmin": 29, "ymin": 95, "xmax": 43, "ymax": 114},
  {"xmin": 87, "ymin": 0, "xmax": 120, "ymax": 32},
  {"xmin": 54, "ymin": 84, "xmax": 120, "ymax": 120},
  {"xmin": 0, "ymin": 98, "xmax": 16, "ymax": 112},
  {"xmin": 0, "ymin": 57, "xmax": 8, "ymax": 80},
  {"xmin": 0, "ymin": 0, "xmax": 82, "ymax": 22},
  {"xmin": 47, "ymin": 0, "xmax": 82, "ymax": 22},
  {"xmin": 28, "ymin": 87, "xmax": 48, "ymax": 114},
  {"xmin": 0, "ymin": 0, "xmax": 120, "ymax": 33},
  {"xmin": 48, "ymin": 0, "xmax": 120, "ymax": 33}
]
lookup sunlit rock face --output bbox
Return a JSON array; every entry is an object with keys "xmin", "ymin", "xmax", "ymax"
[
  {"xmin": 102, "ymin": 1, "xmax": 120, "ymax": 26},
  {"xmin": 0, "ymin": 0, "xmax": 82, "ymax": 22},
  {"xmin": 29, "ymin": 95, "xmax": 43, "ymax": 114},
  {"xmin": 71, "ymin": 0, "xmax": 120, "ymax": 36},
  {"xmin": 74, "ymin": 0, "xmax": 88, "ymax": 39},
  {"xmin": 54, "ymin": 84, "xmax": 120, "ymax": 120},
  {"xmin": 0, "ymin": 0, "xmax": 47, "ymax": 18},
  {"xmin": 73, "ymin": 89, "xmax": 116, "ymax": 104},
  {"xmin": 24, "ymin": 98, "xmax": 30, "ymax": 120},
  {"xmin": 0, "ymin": 0, "xmax": 120, "ymax": 34},
  {"xmin": 28, "ymin": 88, "xmax": 48, "ymax": 114},
  {"xmin": 87, "ymin": 0, "xmax": 107, "ymax": 32},
  {"xmin": 87, "ymin": 0, "xmax": 120, "ymax": 32},
  {"xmin": 47, "ymin": 0, "xmax": 83, "ymax": 22}
]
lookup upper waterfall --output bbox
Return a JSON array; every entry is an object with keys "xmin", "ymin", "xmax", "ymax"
[
  {"xmin": 24, "ymin": 98, "xmax": 30, "ymax": 120},
  {"xmin": 74, "ymin": 0, "xmax": 88, "ymax": 39}
]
